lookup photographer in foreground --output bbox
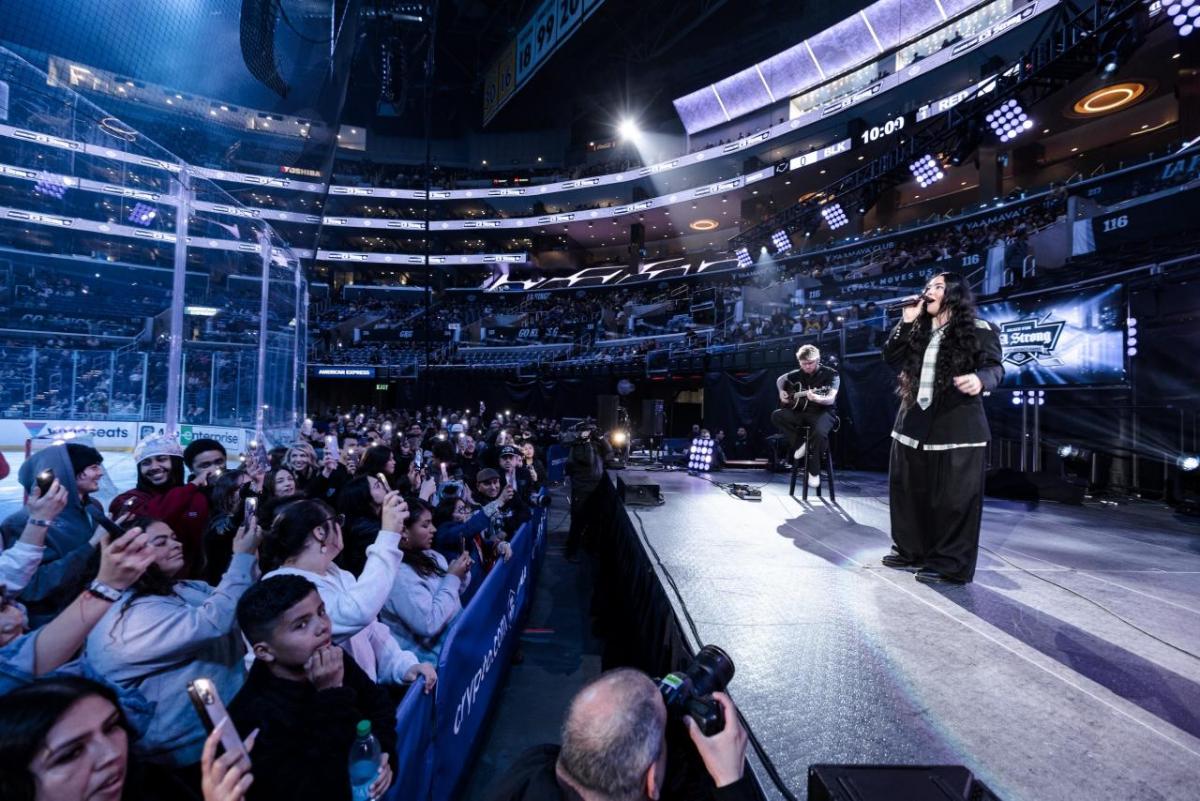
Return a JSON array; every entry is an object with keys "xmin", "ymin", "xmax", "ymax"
[
  {"xmin": 486, "ymin": 667, "xmax": 753, "ymax": 801},
  {"xmin": 564, "ymin": 422, "xmax": 612, "ymax": 562}
]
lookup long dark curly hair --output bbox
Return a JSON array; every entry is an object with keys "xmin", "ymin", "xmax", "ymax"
[{"xmin": 897, "ymin": 273, "xmax": 982, "ymax": 408}]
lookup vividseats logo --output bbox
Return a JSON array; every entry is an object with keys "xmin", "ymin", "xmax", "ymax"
[
  {"xmin": 27, "ymin": 421, "xmax": 133, "ymax": 442},
  {"xmin": 998, "ymin": 315, "xmax": 1066, "ymax": 367}
]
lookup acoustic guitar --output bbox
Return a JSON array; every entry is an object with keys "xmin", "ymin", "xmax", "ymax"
[{"xmin": 779, "ymin": 382, "xmax": 834, "ymax": 412}]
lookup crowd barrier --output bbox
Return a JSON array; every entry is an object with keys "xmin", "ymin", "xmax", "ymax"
[{"xmin": 388, "ymin": 504, "xmax": 548, "ymax": 801}]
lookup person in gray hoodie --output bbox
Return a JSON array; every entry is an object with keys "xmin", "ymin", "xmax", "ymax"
[
  {"xmin": 83, "ymin": 514, "xmax": 261, "ymax": 772},
  {"xmin": 0, "ymin": 444, "xmax": 108, "ymax": 628}
]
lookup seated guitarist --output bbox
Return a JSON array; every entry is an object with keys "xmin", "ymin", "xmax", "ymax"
[{"xmin": 771, "ymin": 344, "xmax": 840, "ymax": 489}]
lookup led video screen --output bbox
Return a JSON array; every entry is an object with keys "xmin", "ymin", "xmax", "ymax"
[{"xmin": 977, "ymin": 284, "xmax": 1127, "ymax": 388}]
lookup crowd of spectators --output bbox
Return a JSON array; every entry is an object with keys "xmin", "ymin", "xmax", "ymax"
[
  {"xmin": 0, "ymin": 406, "xmax": 565, "ymax": 800},
  {"xmin": 0, "ymin": 392, "xmax": 757, "ymax": 800}
]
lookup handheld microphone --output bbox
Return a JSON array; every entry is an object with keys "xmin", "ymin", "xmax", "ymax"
[{"xmin": 899, "ymin": 294, "xmax": 929, "ymax": 308}]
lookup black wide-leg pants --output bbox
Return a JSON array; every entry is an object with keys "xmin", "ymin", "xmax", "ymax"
[
  {"xmin": 770, "ymin": 406, "xmax": 834, "ymax": 475},
  {"xmin": 888, "ymin": 441, "xmax": 987, "ymax": 582}
]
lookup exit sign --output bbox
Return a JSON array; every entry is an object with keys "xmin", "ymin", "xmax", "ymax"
[{"xmin": 375, "ymin": 384, "xmax": 389, "ymax": 391}]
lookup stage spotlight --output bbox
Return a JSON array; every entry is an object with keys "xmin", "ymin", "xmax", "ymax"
[
  {"xmin": 1057, "ymin": 444, "xmax": 1092, "ymax": 462},
  {"xmin": 1179, "ymin": 455, "xmax": 1200, "ymax": 472},
  {"xmin": 611, "ymin": 430, "xmax": 628, "ymax": 447},
  {"xmin": 909, "ymin": 154, "xmax": 945, "ymax": 188},
  {"xmin": 771, "ymin": 229, "xmax": 793, "ymax": 254},
  {"xmin": 986, "ymin": 99, "xmax": 1033, "ymax": 143},
  {"xmin": 618, "ymin": 118, "xmax": 642, "ymax": 142},
  {"xmin": 127, "ymin": 203, "xmax": 158, "ymax": 226},
  {"xmin": 1165, "ymin": 0, "xmax": 1196, "ymax": 37},
  {"xmin": 735, "ymin": 247, "xmax": 753, "ymax": 268},
  {"xmin": 760, "ymin": 245, "xmax": 768, "ymax": 254},
  {"xmin": 820, "ymin": 202, "xmax": 849, "ymax": 230},
  {"xmin": 688, "ymin": 435, "xmax": 715, "ymax": 472}
]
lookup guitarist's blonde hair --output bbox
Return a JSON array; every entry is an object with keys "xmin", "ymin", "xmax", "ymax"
[{"xmin": 795, "ymin": 344, "xmax": 820, "ymax": 363}]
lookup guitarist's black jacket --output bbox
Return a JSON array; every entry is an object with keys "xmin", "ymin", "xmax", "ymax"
[{"xmin": 778, "ymin": 364, "xmax": 840, "ymax": 409}]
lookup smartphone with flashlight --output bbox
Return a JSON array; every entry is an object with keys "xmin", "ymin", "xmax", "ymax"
[
  {"xmin": 187, "ymin": 678, "xmax": 247, "ymax": 759},
  {"xmin": 324, "ymin": 434, "xmax": 339, "ymax": 460},
  {"xmin": 243, "ymin": 496, "xmax": 258, "ymax": 521},
  {"xmin": 36, "ymin": 468, "xmax": 55, "ymax": 496}
]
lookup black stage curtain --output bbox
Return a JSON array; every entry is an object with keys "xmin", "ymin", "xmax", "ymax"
[
  {"xmin": 702, "ymin": 370, "xmax": 779, "ymax": 441},
  {"xmin": 837, "ymin": 356, "xmax": 901, "ymax": 471}
]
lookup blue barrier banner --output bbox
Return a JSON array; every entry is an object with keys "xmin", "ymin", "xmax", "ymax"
[
  {"xmin": 546, "ymin": 444, "xmax": 568, "ymax": 484},
  {"xmin": 385, "ymin": 675, "xmax": 433, "ymax": 801},
  {"xmin": 431, "ymin": 518, "xmax": 538, "ymax": 799}
]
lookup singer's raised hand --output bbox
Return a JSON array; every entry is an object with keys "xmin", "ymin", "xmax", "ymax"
[{"xmin": 901, "ymin": 296, "xmax": 927, "ymax": 324}]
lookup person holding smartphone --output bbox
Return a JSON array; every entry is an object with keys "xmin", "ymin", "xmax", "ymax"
[
  {"xmin": 381, "ymin": 499, "xmax": 472, "ymax": 663},
  {"xmin": 1, "ymin": 478, "xmax": 69, "ymax": 594},
  {"xmin": 259, "ymin": 497, "xmax": 436, "ymax": 691},
  {"xmin": 110, "ymin": 434, "xmax": 212, "ymax": 580},
  {"xmin": 1, "ymin": 443, "xmax": 110, "ymax": 628},
  {"xmin": 83, "ymin": 515, "xmax": 262, "ymax": 771},
  {"xmin": 1, "ymin": 526, "xmax": 156, "ymax": 695}
]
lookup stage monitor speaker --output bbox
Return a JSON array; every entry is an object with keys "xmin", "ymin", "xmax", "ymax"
[
  {"xmin": 617, "ymin": 476, "xmax": 663, "ymax": 506},
  {"xmin": 597, "ymin": 395, "xmax": 619, "ymax": 431},
  {"xmin": 808, "ymin": 764, "xmax": 1001, "ymax": 801},
  {"xmin": 639, "ymin": 399, "xmax": 664, "ymax": 437}
]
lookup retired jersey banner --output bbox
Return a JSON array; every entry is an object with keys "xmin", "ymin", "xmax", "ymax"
[{"xmin": 977, "ymin": 284, "xmax": 1126, "ymax": 388}]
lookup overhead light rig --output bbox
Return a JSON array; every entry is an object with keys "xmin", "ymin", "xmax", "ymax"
[{"xmin": 731, "ymin": 0, "xmax": 1157, "ymax": 250}]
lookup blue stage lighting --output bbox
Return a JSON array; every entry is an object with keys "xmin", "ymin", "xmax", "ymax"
[
  {"xmin": 986, "ymin": 99, "xmax": 1033, "ymax": 143},
  {"xmin": 909, "ymin": 154, "xmax": 945, "ymax": 188},
  {"xmin": 735, "ymin": 247, "xmax": 753, "ymax": 268},
  {"xmin": 688, "ymin": 436, "xmax": 715, "ymax": 472},
  {"xmin": 128, "ymin": 203, "xmax": 158, "ymax": 226},
  {"xmin": 1166, "ymin": 0, "xmax": 1197, "ymax": 36},
  {"xmin": 820, "ymin": 202, "xmax": 849, "ymax": 230},
  {"xmin": 771, "ymin": 229, "xmax": 792, "ymax": 254}
]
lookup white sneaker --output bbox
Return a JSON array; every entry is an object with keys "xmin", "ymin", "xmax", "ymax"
[
  {"xmin": 807, "ymin": 472, "xmax": 821, "ymax": 489},
  {"xmin": 793, "ymin": 443, "xmax": 807, "ymax": 461}
]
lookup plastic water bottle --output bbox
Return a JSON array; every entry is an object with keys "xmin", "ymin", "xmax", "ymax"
[{"xmin": 348, "ymin": 720, "xmax": 381, "ymax": 801}]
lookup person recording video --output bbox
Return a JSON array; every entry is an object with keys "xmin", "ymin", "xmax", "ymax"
[{"xmin": 564, "ymin": 423, "xmax": 612, "ymax": 562}]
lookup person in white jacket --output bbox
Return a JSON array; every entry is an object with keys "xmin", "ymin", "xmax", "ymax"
[
  {"xmin": 382, "ymin": 498, "xmax": 472, "ymax": 663},
  {"xmin": 259, "ymin": 495, "xmax": 437, "ymax": 693},
  {"xmin": 83, "ymin": 515, "xmax": 261, "ymax": 768}
]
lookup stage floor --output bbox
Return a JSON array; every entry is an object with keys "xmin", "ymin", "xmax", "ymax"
[{"xmin": 615, "ymin": 467, "xmax": 1200, "ymax": 801}]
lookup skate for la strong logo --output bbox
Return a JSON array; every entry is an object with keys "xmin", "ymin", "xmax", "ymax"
[{"xmin": 998, "ymin": 315, "xmax": 1066, "ymax": 367}]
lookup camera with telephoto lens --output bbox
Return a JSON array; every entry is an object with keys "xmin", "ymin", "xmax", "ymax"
[{"xmin": 656, "ymin": 645, "xmax": 735, "ymax": 737}]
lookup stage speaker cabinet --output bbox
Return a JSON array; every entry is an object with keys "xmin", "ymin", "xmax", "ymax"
[
  {"xmin": 618, "ymin": 475, "xmax": 663, "ymax": 507},
  {"xmin": 808, "ymin": 764, "xmax": 1001, "ymax": 801},
  {"xmin": 597, "ymin": 395, "xmax": 620, "ymax": 432},
  {"xmin": 639, "ymin": 399, "xmax": 664, "ymax": 437}
]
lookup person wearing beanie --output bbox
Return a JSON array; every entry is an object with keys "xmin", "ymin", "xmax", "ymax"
[
  {"xmin": 0, "ymin": 443, "xmax": 109, "ymax": 627},
  {"xmin": 110, "ymin": 433, "xmax": 212, "ymax": 579}
]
